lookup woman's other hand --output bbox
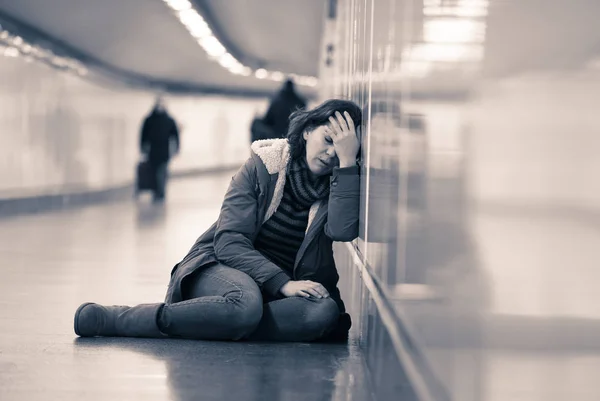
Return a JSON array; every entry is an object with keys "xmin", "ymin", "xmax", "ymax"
[
  {"xmin": 280, "ymin": 280, "xmax": 330, "ymax": 299},
  {"xmin": 328, "ymin": 111, "xmax": 360, "ymax": 168}
]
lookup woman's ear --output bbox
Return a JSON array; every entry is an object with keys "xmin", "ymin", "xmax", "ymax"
[{"xmin": 303, "ymin": 131, "xmax": 309, "ymax": 140}]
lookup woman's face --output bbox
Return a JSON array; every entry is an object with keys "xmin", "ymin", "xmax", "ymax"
[{"xmin": 303, "ymin": 124, "xmax": 338, "ymax": 176}]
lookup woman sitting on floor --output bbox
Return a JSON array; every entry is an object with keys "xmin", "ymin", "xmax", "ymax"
[{"xmin": 74, "ymin": 99, "xmax": 362, "ymax": 342}]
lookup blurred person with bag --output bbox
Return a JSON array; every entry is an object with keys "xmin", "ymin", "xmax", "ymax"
[{"xmin": 139, "ymin": 96, "xmax": 180, "ymax": 202}]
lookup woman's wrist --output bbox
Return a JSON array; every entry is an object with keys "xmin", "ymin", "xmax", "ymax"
[{"xmin": 338, "ymin": 158, "xmax": 356, "ymax": 168}]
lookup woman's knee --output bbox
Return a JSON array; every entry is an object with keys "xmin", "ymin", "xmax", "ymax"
[
  {"xmin": 168, "ymin": 263, "xmax": 264, "ymax": 340},
  {"xmin": 228, "ymin": 291, "xmax": 263, "ymax": 340},
  {"xmin": 302, "ymin": 297, "xmax": 340, "ymax": 339},
  {"xmin": 208, "ymin": 265, "xmax": 263, "ymax": 339}
]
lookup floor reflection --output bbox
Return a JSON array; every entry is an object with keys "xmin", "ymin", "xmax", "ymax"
[
  {"xmin": 136, "ymin": 200, "xmax": 168, "ymax": 227},
  {"xmin": 73, "ymin": 338, "xmax": 371, "ymax": 401}
]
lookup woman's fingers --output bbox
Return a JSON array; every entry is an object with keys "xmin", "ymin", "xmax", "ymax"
[
  {"xmin": 328, "ymin": 115, "xmax": 343, "ymax": 135},
  {"xmin": 282, "ymin": 281, "xmax": 331, "ymax": 299},
  {"xmin": 313, "ymin": 283, "xmax": 330, "ymax": 298},
  {"xmin": 343, "ymin": 111, "xmax": 356, "ymax": 133},
  {"xmin": 303, "ymin": 287, "xmax": 323, "ymax": 298},
  {"xmin": 335, "ymin": 111, "xmax": 350, "ymax": 132},
  {"xmin": 329, "ymin": 111, "xmax": 357, "ymax": 146},
  {"xmin": 299, "ymin": 281, "xmax": 330, "ymax": 298}
]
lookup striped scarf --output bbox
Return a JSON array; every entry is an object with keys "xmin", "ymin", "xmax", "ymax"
[{"xmin": 254, "ymin": 157, "xmax": 330, "ymax": 273}]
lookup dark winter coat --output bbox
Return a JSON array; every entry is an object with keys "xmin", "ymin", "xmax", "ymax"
[
  {"xmin": 263, "ymin": 88, "xmax": 306, "ymax": 138},
  {"xmin": 140, "ymin": 109, "xmax": 179, "ymax": 164},
  {"xmin": 164, "ymin": 139, "xmax": 360, "ymax": 319}
]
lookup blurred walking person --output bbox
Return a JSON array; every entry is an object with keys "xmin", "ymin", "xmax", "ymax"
[
  {"xmin": 140, "ymin": 97, "xmax": 180, "ymax": 202},
  {"xmin": 253, "ymin": 79, "xmax": 306, "ymax": 141}
]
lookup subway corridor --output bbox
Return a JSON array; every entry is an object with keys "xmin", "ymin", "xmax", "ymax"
[{"xmin": 0, "ymin": 174, "xmax": 376, "ymax": 401}]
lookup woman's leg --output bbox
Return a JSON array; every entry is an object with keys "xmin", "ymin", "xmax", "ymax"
[
  {"xmin": 74, "ymin": 264, "xmax": 262, "ymax": 340},
  {"xmin": 247, "ymin": 296, "xmax": 339, "ymax": 342},
  {"xmin": 158, "ymin": 263, "xmax": 263, "ymax": 340}
]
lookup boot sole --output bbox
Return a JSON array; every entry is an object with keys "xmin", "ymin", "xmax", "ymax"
[{"xmin": 74, "ymin": 302, "xmax": 95, "ymax": 336}]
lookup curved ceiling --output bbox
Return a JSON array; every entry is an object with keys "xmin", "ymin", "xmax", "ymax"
[
  {"xmin": 202, "ymin": 0, "xmax": 325, "ymax": 77},
  {"xmin": 0, "ymin": 0, "xmax": 326, "ymax": 95}
]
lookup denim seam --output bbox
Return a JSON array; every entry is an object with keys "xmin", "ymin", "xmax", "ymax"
[{"xmin": 169, "ymin": 271, "xmax": 245, "ymax": 308}]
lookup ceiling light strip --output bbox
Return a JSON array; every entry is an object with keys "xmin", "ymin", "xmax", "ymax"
[
  {"xmin": 162, "ymin": 0, "xmax": 318, "ymax": 87},
  {"xmin": 0, "ymin": 24, "xmax": 87, "ymax": 75}
]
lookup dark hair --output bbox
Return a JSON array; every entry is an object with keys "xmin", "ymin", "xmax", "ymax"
[{"xmin": 286, "ymin": 99, "xmax": 363, "ymax": 159}]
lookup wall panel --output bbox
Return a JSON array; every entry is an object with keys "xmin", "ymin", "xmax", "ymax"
[
  {"xmin": 0, "ymin": 54, "xmax": 268, "ymax": 197},
  {"xmin": 324, "ymin": 0, "xmax": 600, "ymax": 399}
]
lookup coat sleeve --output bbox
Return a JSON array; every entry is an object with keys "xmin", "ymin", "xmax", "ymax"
[
  {"xmin": 213, "ymin": 157, "xmax": 291, "ymax": 295},
  {"xmin": 324, "ymin": 165, "xmax": 361, "ymax": 242}
]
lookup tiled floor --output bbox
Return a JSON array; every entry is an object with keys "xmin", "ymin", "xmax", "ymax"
[{"xmin": 0, "ymin": 174, "xmax": 373, "ymax": 401}]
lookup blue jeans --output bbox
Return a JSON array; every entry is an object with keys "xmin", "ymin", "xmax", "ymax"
[{"xmin": 158, "ymin": 264, "xmax": 340, "ymax": 342}]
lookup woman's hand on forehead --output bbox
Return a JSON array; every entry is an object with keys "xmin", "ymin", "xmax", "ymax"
[{"xmin": 327, "ymin": 111, "xmax": 360, "ymax": 167}]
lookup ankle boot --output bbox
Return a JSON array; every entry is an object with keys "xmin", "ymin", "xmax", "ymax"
[{"xmin": 74, "ymin": 302, "xmax": 167, "ymax": 338}]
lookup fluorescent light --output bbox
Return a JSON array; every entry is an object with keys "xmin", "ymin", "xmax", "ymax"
[
  {"xmin": 269, "ymin": 71, "xmax": 285, "ymax": 81},
  {"xmin": 404, "ymin": 43, "xmax": 483, "ymax": 62},
  {"xmin": 238, "ymin": 67, "xmax": 252, "ymax": 76},
  {"xmin": 424, "ymin": 6, "xmax": 488, "ymax": 17},
  {"xmin": 424, "ymin": 0, "xmax": 489, "ymax": 17},
  {"xmin": 218, "ymin": 53, "xmax": 239, "ymax": 69},
  {"xmin": 188, "ymin": 20, "xmax": 211, "ymax": 38},
  {"xmin": 0, "ymin": 29, "xmax": 87, "ymax": 74},
  {"xmin": 4, "ymin": 47, "xmax": 19, "ymax": 57},
  {"xmin": 424, "ymin": 18, "xmax": 486, "ymax": 44},
  {"xmin": 161, "ymin": 3, "xmax": 319, "ymax": 86},
  {"xmin": 164, "ymin": 0, "xmax": 191, "ymax": 12},
  {"xmin": 179, "ymin": 9, "xmax": 204, "ymax": 28},
  {"xmin": 229, "ymin": 64, "xmax": 250, "ymax": 75},
  {"xmin": 255, "ymin": 68, "xmax": 268, "ymax": 79},
  {"xmin": 199, "ymin": 36, "xmax": 226, "ymax": 57},
  {"xmin": 228, "ymin": 66, "xmax": 252, "ymax": 76}
]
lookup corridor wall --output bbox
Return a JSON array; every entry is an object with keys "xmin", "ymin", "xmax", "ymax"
[
  {"xmin": 324, "ymin": 1, "xmax": 600, "ymax": 400},
  {"xmin": 0, "ymin": 52, "xmax": 268, "ymax": 199}
]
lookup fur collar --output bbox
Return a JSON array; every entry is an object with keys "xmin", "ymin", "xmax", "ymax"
[
  {"xmin": 250, "ymin": 139, "xmax": 323, "ymax": 230},
  {"xmin": 250, "ymin": 138, "xmax": 290, "ymax": 174}
]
